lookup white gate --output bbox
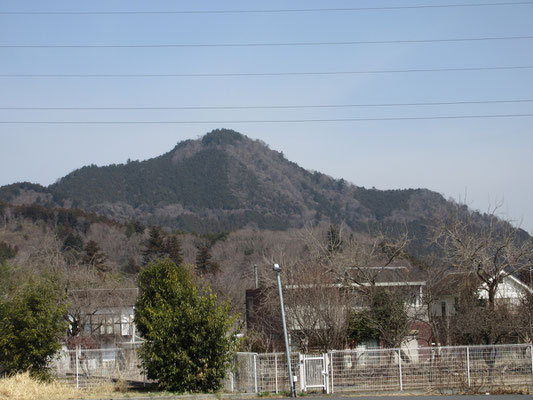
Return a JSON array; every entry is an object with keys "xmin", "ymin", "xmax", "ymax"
[{"xmin": 300, "ymin": 353, "xmax": 329, "ymax": 393}]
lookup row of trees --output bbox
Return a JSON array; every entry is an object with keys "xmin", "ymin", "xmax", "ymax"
[{"xmin": 143, "ymin": 226, "xmax": 220, "ymax": 275}]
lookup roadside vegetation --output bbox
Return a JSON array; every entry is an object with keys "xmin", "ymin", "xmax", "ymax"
[{"xmin": 0, "ymin": 372, "xmax": 116, "ymax": 400}]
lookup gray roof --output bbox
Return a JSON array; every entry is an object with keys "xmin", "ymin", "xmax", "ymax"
[{"xmin": 69, "ymin": 288, "xmax": 138, "ymax": 309}]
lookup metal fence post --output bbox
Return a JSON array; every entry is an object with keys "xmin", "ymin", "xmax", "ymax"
[
  {"xmin": 329, "ymin": 351, "xmax": 334, "ymax": 394},
  {"xmin": 253, "ymin": 353, "xmax": 258, "ymax": 393},
  {"xmin": 275, "ymin": 353, "xmax": 279, "ymax": 394},
  {"xmin": 299, "ymin": 353, "xmax": 306, "ymax": 392},
  {"xmin": 466, "ymin": 346, "xmax": 471, "ymax": 387},
  {"xmin": 75, "ymin": 346, "xmax": 79, "ymax": 389},
  {"xmin": 231, "ymin": 355, "xmax": 236, "ymax": 393},
  {"xmin": 397, "ymin": 349, "xmax": 403, "ymax": 391},
  {"xmin": 530, "ymin": 344, "xmax": 533, "ymax": 377},
  {"xmin": 324, "ymin": 353, "xmax": 330, "ymax": 394}
]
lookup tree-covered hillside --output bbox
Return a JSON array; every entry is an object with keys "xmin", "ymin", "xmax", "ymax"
[
  {"xmin": 49, "ymin": 148, "xmax": 243, "ymax": 210},
  {"xmin": 0, "ymin": 129, "xmax": 452, "ymax": 248}
]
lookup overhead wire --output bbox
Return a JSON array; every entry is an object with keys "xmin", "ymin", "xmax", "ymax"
[
  {"xmin": 1, "ymin": 2, "xmax": 532, "ymax": 15},
  {"xmin": 2, "ymin": 99, "xmax": 532, "ymax": 111},
  {"xmin": 1, "ymin": 3, "xmax": 531, "ymax": 128},
  {"xmin": 2, "ymin": 65, "xmax": 533, "ymax": 78},
  {"xmin": 2, "ymin": 35, "xmax": 533, "ymax": 48},
  {"xmin": 1, "ymin": 114, "xmax": 532, "ymax": 124}
]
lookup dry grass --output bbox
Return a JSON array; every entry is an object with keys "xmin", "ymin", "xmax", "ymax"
[{"xmin": 0, "ymin": 372, "xmax": 118, "ymax": 400}]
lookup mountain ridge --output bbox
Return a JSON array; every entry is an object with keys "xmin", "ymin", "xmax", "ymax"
[{"xmin": 0, "ymin": 129, "xmax": 448, "ymax": 237}]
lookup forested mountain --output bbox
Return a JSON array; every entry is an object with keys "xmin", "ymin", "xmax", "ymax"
[
  {"xmin": 1, "ymin": 129, "xmax": 530, "ymax": 313},
  {"xmin": 0, "ymin": 129, "xmax": 448, "ymax": 241}
]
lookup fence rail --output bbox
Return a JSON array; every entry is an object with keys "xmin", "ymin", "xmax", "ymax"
[{"xmin": 52, "ymin": 343, "xmax": 533, "ymax": 393}]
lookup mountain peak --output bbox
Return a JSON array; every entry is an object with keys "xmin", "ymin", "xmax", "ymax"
[{"xmin": 201, "ymin": 129, "xmax": 245, "ymax": 147}]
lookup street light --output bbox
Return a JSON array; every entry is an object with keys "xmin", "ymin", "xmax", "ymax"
[{"xmin": 273, "ymin": 263, "xmax": 297, "ymax": 398}]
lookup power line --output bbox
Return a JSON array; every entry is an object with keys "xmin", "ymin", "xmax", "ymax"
[
  {"xmin": 1, "ymin": 2, "xmax": 532, "ymax": 15},
  {"xmin": 2, "ymin": 35, "xmax": 533, "ymax": 48},
  {"xmin": 1, "ymin": 114, "xmax": 532, "ymax": 124},
  {"xmin": 2, "ymin": 99, "xmax": 532, "ymax": 111},
  {"xmin": 2, "ymin": 65, "xmax": 532, "ymax": 78}
]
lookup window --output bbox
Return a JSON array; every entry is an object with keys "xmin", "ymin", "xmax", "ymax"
[
  {"xmin": 121, "ymin": 315, "xmax": 131, "ymax": 336},
  {"xmin": 94, "ymin": 315, "xmax": 117, "ymax": 335},
  {"xmin": 99, "ymin": 316, "xmax": 114, "ymax": 335}
]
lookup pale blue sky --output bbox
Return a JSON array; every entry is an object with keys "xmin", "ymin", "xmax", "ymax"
[{"xmin": 1, "ymin": 0, "xmax": 532, "ymax": 231}]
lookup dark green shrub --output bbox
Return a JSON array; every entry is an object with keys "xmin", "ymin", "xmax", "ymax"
[{"xmin": 135, "ymin": 259, "xmax": 237, "ymax": 392}]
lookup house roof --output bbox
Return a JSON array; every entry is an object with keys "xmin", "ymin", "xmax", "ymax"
[
  {"xmin": 430, "ymin": 272, "xmax": 479, "ymax": 296},
  {"xmin": 345, "ymin": 265, "xmax": 426, "ymax": 286},
  {"xmin": 433, "ymin": 271, "xmax": 533, "ymax": 297},
  {"xmin": 69, "ymin": 288, "xmax": 138, "ymax": 309}
]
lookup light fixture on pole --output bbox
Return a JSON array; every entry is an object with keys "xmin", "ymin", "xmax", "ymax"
[{"xmin": 273, "ymin": 263, "xmax": 297, "ymax": 398}]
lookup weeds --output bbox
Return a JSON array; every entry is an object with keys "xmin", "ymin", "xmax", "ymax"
[{"xmin": 0, "ymin": 372, "xmax": 119, "ymax": 400}]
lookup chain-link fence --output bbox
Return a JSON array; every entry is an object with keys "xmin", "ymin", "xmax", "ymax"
[
  {"xmin": 329, "ymin": 344, "xmax": 533, "ymax": 393},
  {"xmin": 52, "ymin": 343, "xmax": 533, "ymax": 393},
  {"xmin": 329, "ymin": 348, "xmax": 404, "ymax": 392},
  {"xmin": 53, "ymin": 343, "xmax": 145, "ymax": 388}
]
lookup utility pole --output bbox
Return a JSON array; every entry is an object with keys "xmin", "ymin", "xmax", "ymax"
[{"xmin": 273, "ymin": 263, "xmax": 297, "ymax": 398}]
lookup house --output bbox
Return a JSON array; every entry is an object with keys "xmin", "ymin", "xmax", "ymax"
[
  {"xmin": 428, "ymin": 271, "xmax": 533, "ymax": 345},
  {"xmin": 245, "ymin": 265, "xmax": 430, "ymax": 352},
  {"xmin": 430, "ymin": 272, "xmax": 532, "ymax": 318},
  {"xmin": 246, "ymin": 265, "xmax": 533, "ymax": 352},
  {"xmin": 67, "ymin": 287, "xmax": 141, "ymax": 350}
]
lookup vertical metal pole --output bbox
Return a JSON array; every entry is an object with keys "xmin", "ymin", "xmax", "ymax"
[
  {"xmin": 324, "ymin": 353, "xmax": 330, "ymax": 394},
  {"xmin": 398, "ymin": 349, "xmax": 404, "ymax": 391},
  {"xmin": 75, "ymin": 347, "xmax": 79, "ymax": 389},
  {"xmin": 230, "ymin": 356, "xmax": 234, "ymax": 394},
  {"xmin": 254, "ymin": 264, "xmax": 259, "ymax": 289},
  {"xmin": 275, "ymin": 268, "xmax": 297, "ymax": 397},
  {"xmin": 131, "ymin": 315, "xmax": 135, "ymax": 344},
  {"xmin": 299, "ymin": 353, "xmax": 305, "ymax": 392},
  {"xmin": 530, "ymin": 344, "xmax": 533, "ymax": 377},
  {"xmin": 330, "ymin": 351, "xmax": 335, "ymax": 394},
  {"xmin": 299, "ymin": 354, "xmax": 304, "ymax": 394},
  {"xmin": 275, "ymin": 353, "xmax": 279, "ymax": 394},
  {"xmin": 466, "ymin": 346, "xmax": 471, "ymax": 387},
  {"xmin": 253, "ymin": 354, "xmax": 258, "ymax": 393}
]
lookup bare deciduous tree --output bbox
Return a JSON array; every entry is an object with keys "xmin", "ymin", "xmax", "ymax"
[
  {"xmin": 432, "ymin": 203, "xmax": 533, "ymax": 344},
  {"xmin": 433, "ymin": 204, "xmax": 533, "ymax": 311},
  {"xmin": 279, "ymin": 224, "xmax": 422, "ymax": 349},
  {"xmin": 284, "ymin": 264, "xmax": 352, "ymax": 352},
  {"xmin": 515, "ymin": 290, "xmax": 533, "ymax": 343}
]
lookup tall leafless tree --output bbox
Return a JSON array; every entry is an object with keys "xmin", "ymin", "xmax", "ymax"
[{"xmin": 431, "ymin": 203, "xmax": 533, "ymax": 344}]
